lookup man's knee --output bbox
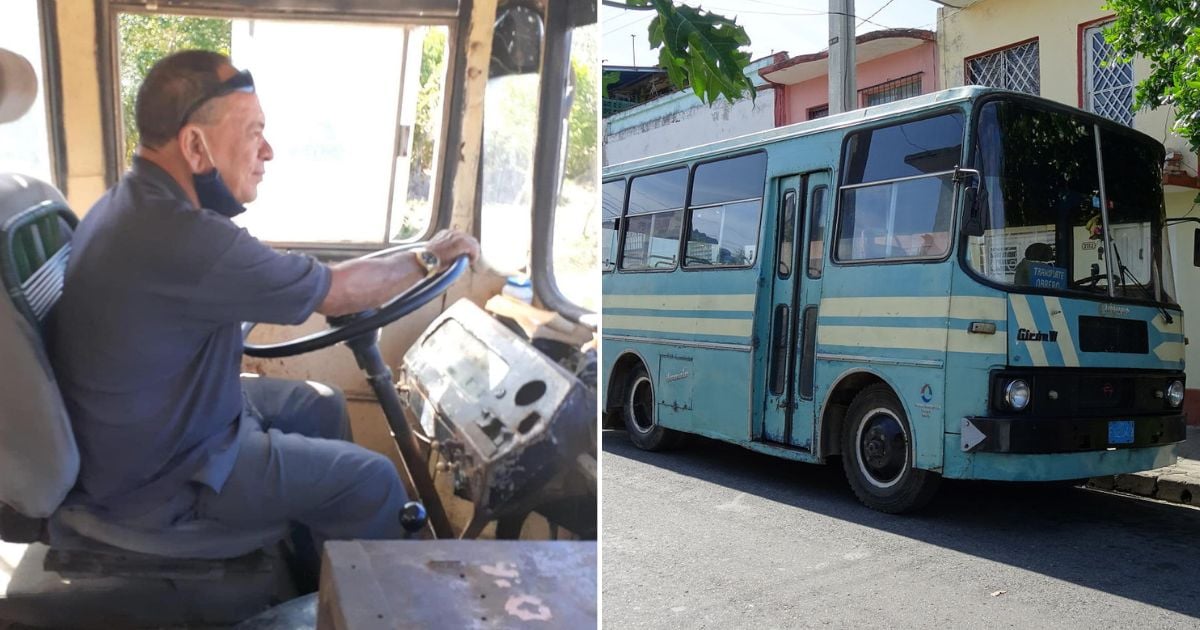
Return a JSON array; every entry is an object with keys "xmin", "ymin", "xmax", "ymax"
[{"xmin": 303, "ymin": 380, "xmax": 351, "ymax": 440}]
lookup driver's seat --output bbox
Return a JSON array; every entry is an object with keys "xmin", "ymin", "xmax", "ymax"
[{"xmin": 0, "ymin": 173, "xmax": 293, "ymax": 627}]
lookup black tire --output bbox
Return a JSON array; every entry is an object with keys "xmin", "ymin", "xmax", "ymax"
[
  {"xmin": 622, "ymin": 365, "xmax": 684, "ymax": 451},
  {"xmin": 841, "ymin": 384, "xmax": 941, "ymax": 513}
]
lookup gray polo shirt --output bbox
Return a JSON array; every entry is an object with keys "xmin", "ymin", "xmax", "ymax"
[{"xmin": 50, "ymin": 156, "xmax": 331, "ymax": 517}]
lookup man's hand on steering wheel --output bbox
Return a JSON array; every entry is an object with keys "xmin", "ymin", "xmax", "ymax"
[
  {"xmin": 424, "ymin": 228, "xmax": 481, "ymax": 272},
  {"xmin": 242, "ymin": 230, "xmax": 479, "ymax": 358}
]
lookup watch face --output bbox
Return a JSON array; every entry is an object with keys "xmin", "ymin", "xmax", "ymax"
[{"xmin": 419, "ymin": 250, "xmax": 440, "ymax": 271}]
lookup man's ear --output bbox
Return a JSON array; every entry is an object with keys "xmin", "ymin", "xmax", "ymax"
[{"xmin": 177, "ymin": 125, "xmax": 208, "ymax": 174}]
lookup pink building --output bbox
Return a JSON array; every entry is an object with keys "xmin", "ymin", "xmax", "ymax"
[{"xmin": 759, "ymin": 29, "xmax": 938, "ymax": 126}]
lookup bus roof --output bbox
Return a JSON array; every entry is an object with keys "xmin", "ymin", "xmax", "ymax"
[{"xmin": 602, "ymin": 86, "xmax": 1129, "ymax": 177}]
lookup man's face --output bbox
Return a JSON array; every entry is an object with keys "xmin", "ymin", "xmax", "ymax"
[{"xmin": 200, "ymin": 91, "xmax": 273, "ymax": 204}]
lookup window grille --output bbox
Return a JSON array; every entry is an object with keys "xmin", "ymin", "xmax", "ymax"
[
  {"xmin": 966, "ymin": 40, "xmax": 1040, "ymax": 95},
  {"xmin": 808, "ymin": 104, "xmax": 829, "ymax": 120},
  {"xmin": 1084, "ymin": 23, "xmax": 1133, "ymax": 126},
  {"xmin": 860, "ymin": 73, "xmax": 922, "ymax": 107}
]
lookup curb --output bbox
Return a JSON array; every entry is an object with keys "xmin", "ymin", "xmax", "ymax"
[{"xmin": 1089, "ymin": 469, "xmax": 1199, "ymax": 507}]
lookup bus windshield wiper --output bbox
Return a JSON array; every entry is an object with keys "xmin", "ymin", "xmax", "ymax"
[{"xmin": 1110, "ymin": 241, "xmax": 1173, "ymax": 324}]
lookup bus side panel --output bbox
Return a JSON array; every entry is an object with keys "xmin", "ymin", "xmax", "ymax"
[
  {"xmin": 939, "ymin": 265, "xmax": 1009, "ymax": 478},
  {"xmin": 603, "ymin": 268, "xmax": 760, "ymax": 443},
  {"xmin": 815, "ymin": 262, "xmax": 953, "ymax": 471}
]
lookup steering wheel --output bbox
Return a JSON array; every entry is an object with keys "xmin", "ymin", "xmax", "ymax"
[{"xmin": 242, "ymin": 245, "xmax": 469, "ymax": 359}]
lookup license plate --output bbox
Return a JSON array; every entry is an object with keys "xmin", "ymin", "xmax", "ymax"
[{"xmin": 1108, "ymin": 420, "xmax": 1135, "ymax": 445}]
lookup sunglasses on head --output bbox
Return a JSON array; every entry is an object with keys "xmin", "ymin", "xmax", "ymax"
[{"xmin": 178, "ymin": 69, "xmax": 255, "ymax": 130}]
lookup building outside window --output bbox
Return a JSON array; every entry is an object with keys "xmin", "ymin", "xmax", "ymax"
[
  {"xmin": 1083, "ymin": 22, "xmax": 1133, "ymax": 126},
  {"xmin": 965, "ymin": 39, "xmax": 1040, "ymax": 95},
  {"xmin": 860, "ymin": 73, "xmax": 922, "ymax": 107},
  {"xmin": 808, "ymin": 104, "xmax": 828, "ymax": 120}
]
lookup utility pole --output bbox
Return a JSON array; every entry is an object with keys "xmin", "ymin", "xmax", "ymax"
[
  {"xmin": 828, "ymin": 0, "xmax": 856, "ymax": 114},
  {"xmin": 631, "ymin": 33, "xmax": 637, "ymax": 66}
]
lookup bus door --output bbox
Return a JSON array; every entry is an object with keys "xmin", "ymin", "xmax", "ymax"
[{"xmin": 762, "ymin": 171, "xmax": 829, "ymax": 449}]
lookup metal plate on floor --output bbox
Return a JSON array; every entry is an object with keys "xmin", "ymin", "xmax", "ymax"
[{"xmin": 318, "ymin": 540, "xmax": 596, "ymax": 629}]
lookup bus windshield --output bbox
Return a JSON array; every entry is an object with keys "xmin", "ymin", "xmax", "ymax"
[{"xmin": 966, "ymin": 99, "xmax": 1176, "ymax": 305}]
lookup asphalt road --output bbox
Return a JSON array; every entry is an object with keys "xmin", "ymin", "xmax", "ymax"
[{"xmin": 602, "ymin": 430, "xmax": 1200, "ymax": 629}]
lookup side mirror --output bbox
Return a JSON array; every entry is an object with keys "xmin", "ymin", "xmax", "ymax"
[
  {"xmin": 962, "ymin": 184, "xmax": 983, "ymax": 237},
  {"xmin": 953, "ymin": 167, "xmax": 984, "ymax": 238},
  {"xmin": 1193, "ymin": 228, "xmax": 1200, "ymax": 267}
]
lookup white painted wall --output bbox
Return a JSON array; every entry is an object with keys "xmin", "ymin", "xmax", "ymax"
[
  {"xmin": 603, "ymin": 55, "xmax": 781, "ymax": 167},
  {"xmin": 603, "ymin": 92, "xmax": 775, "ymax": 166}
]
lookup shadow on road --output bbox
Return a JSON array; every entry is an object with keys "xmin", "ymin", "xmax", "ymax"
[{"xmin": 603, "ymin": 429, "xmax": 1200, "ymax": 619}]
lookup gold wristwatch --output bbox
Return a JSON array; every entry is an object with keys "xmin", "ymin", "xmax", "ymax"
[{"xmin": 412, "ymin": 247, "xmax": 441, "ymax": 278}]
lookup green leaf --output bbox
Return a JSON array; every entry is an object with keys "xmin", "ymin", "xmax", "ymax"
[{"xmin": 640, "ymin": 0, "xmax": 755, "ymax": 105}]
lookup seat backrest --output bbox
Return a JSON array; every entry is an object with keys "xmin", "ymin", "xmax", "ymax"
[{"xmin": 0, "ymin": 173, "xmax": 80, "ymax": 519}]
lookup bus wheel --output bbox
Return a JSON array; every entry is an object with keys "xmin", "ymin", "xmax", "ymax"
[
  {"xmin": 841, "ymin": 384, "xmax": 940, "ymax": 513},
  {"xmin": 623, "ymin": 365, "xmax": 683, "ymax": 451}
]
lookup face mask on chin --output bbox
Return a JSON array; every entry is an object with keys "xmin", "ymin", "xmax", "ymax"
[{"xmin": 192, "ymin": 133, "xmax": 247, "ymax": 218}]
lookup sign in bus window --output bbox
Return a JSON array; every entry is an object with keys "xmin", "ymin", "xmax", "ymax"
[{"xmin": 685, "ymin": 200, "xmax": 762, "ymax": 267}]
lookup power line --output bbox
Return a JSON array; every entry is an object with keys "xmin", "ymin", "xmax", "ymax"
[{"xmin": 858, "ymin": 0, "xmax": 897, "ymax": 26}]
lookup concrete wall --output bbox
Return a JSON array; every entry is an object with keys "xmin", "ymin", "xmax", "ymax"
[
  {"xmin": 940, "ymin": 0, "xmax": 1200, "ymax": 404},
  {"xmin": 603, "ymin": 56, "xmax": 780, "ymax": 167},
  {"xmin": 781, "ymin": 41, "xmax": 938, "ymax": 125}
]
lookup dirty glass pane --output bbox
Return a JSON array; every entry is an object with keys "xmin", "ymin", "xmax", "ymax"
[
  {"xmin": 684, "ymin": 200, "xmax": 761, "ymax": 267},
  {"xmin": 620, "ymin": 209, "xmax": 682, "ymax": 270},
  {"xmin": 689, "ymin": 152, "xmax": 766, "ymax": 206},
  {"xmin": 627, "ymin": 168, "xmax": 686, "ymax": 215},
  {"xmin": 841, "ymin": 113, "xmax": 964, "ymax": 185}
]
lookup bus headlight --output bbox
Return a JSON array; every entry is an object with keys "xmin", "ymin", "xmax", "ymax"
[
  {"xmin": 1167, "ymin": 380, "xmax": 1184, "ymax": 408},
  {"xmin": 1005, "ymin": 379, "xmax": 1031, "ymax": 411}
]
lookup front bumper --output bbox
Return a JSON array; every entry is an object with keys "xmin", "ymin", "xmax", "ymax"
[{"xmin": 960, "ymin": 414, "xmax": 1186, "ymax": 454}]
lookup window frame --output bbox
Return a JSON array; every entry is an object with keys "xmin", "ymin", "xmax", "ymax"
[
  {"xmin": 1077, "ymin": 16, "xmax": 1133, "ymax": 127},
  {"xmin": 680, "ymin": 150, "xmax": 766, "ymax": 272},
  {"xmin": 859, "ymin": 72, "xmax": 923, "ymax": 108},
  {"xmin": 97, "ymin": 0, "xmax": 459, "ymax": 253},
  {"xmin": 963, "ymin": 37, "xmax": 1041, "ymax": 96},
  {"xmin": 616, "ymin": 164, "xmax": 690, "ymax": 274},
  {"xmin": 829, "ymin": 108, "xmax": 966, "ymax": 268},
  {"xmin": 601, "ymin": 177, "xmax": 626, "ymax": 274}
]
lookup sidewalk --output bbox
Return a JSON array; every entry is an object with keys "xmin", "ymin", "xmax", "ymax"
[{"xmin": 1087, "ymin": 426, "xmax": 1200, "ymax": 506}]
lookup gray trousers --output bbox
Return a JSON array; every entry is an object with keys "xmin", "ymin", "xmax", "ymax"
[{"xmin": 195, "ymin": 376, "xmax": 407, "ymax": 541}]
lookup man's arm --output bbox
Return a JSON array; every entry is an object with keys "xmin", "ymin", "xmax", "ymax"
[{"xmin": 318, "ymin": 229, "xmax": 480, "ymax": 317}]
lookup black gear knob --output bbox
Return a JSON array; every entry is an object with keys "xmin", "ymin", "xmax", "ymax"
[{"xmin": 400, "ymin": 501, "xmax": 428, "ymax": 535}]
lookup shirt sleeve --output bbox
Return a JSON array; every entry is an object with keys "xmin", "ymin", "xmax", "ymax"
[{"xmin": 188, "ymin": 226, "xmax": 332, "ymax": 326}]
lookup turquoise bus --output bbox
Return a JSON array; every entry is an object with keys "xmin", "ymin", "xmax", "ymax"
[{"xmin": 601, "ymin": 86, "xmax": 1187, "ymax": 513}]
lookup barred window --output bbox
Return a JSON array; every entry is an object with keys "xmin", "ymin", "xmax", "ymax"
[
  {"xmin": 808, "ymin": 104, "xmax": 829, "ymax": 120},
  {"xmin": 966, "ymin": 39, "xmax": 1040, "ymax": 95},
  {"xmin": 1083, "ymin": 23, "xmax": 1133, "ymax": 126},
  {"xmin": 860, "ymin": 73, "xmax": 922, "ymax": 107}
]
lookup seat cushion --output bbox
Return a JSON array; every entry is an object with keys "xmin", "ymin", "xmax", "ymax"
[{"xmin": 49, "ymin": 502, "xmax": 288, "ymax": 560}]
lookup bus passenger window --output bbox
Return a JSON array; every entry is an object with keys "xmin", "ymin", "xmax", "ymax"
[
  {"xmin": 835, "ymin": 113, "xmax": 963, "ymax": 262},
  {"xmin": 602, "ymin": 179, "xmax": 625, "ymax": 272},
  {"xmin": 684, "ymin": 152, "xmax": 767, "ymax": 268},
  {"xmin": 806, "ymin": 186, "xmax": 827, "ymax": 277},
  {"xmin": 621, "ymin": 168, "xmax": 687, "ymax": 270}
]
